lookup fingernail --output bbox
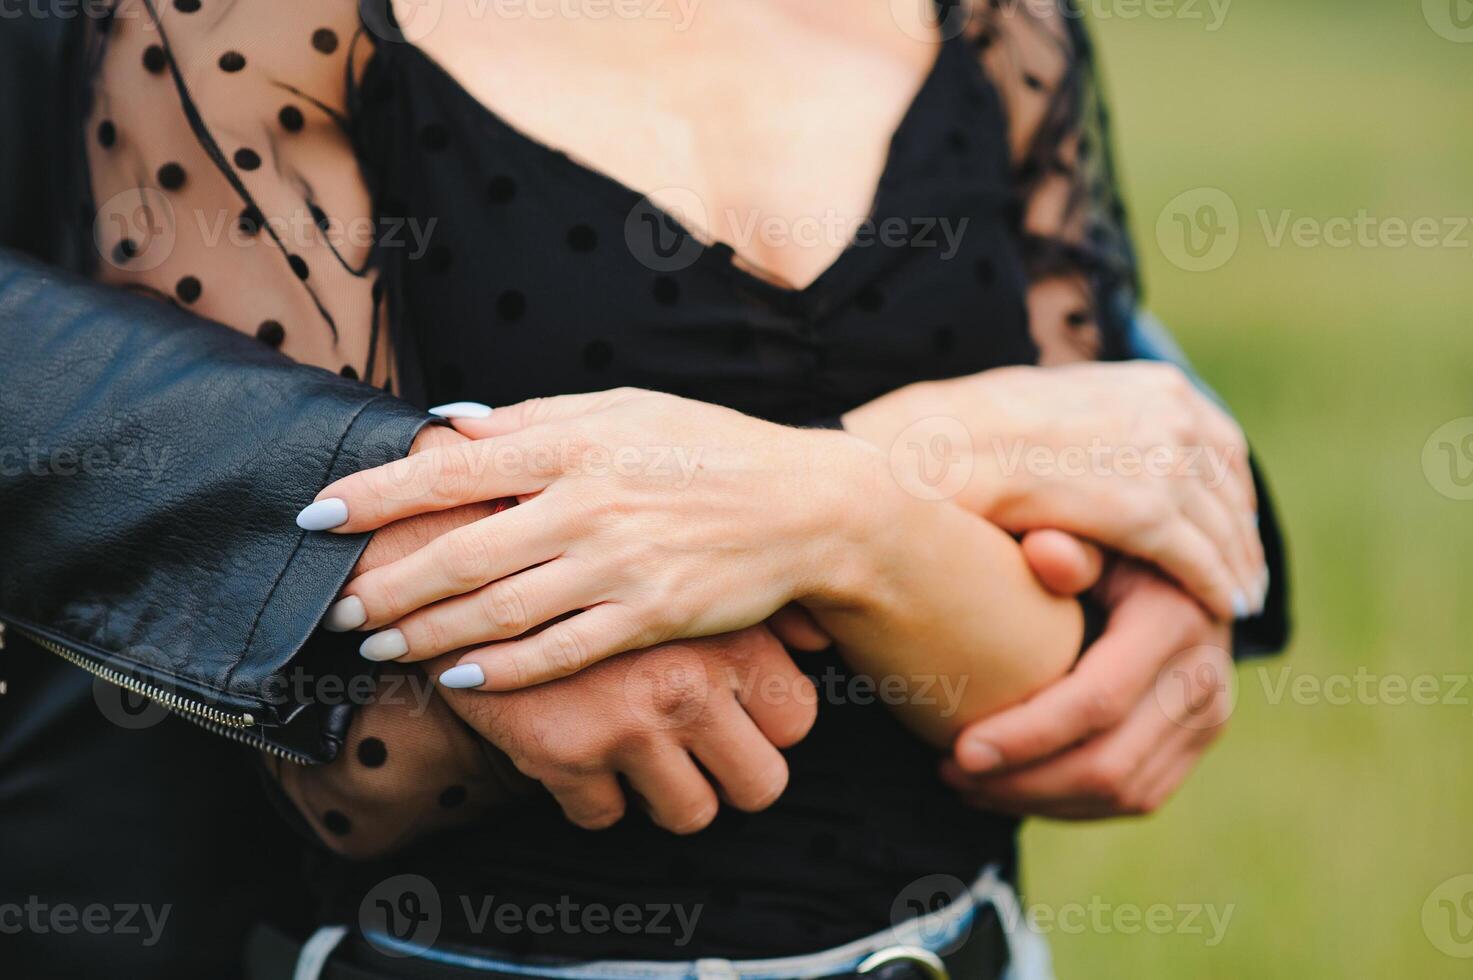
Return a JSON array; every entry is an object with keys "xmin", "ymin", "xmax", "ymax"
[
  {"xmin": 438, "ymin": 663, "xmax": 485, "ymax": 689},
  {"xmin": 1231, "ymin": 588, "xmax": 1250, "ymax": 619},
  {"xmin": 323, "ymin": 596, "xmax": 366, "ymax": 632},
  {"xmin": 429, "ymin": 401, "xmax": 493, "ymax": 419},
  {"xmin": 960, "ymin": 738, "xmax": 1003, "ymax": 773},
  {"xmin": 359, "ymin": 629, "xmax": 408, "ymax": 662},
  {"xmin": 296, "ymin": 497, "xmax": 348, "ymax": 531}
]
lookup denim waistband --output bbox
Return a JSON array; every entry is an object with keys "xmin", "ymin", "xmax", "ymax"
[{"xmin": 336, "ymin": 865, "xmax": 1020, "ymax": 980}]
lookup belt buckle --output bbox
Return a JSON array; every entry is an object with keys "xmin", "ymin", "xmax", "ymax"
[{"xmin": 856, "ymin": 945, "xmax": 950, "ymax": 980}]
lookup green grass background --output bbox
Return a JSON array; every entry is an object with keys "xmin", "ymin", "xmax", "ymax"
[{"xmin": 1018, "ymin": 2, "xmax": 1473, "ymax": 977}]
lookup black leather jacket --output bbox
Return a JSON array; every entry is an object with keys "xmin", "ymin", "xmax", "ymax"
[{"xmin": 0, "ymin": 250, "xmax": 437, "ymax": 762}]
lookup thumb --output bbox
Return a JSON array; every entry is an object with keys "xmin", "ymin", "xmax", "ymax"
[
  {"xmin": 1021, "ymin": 529, "xmax": 1105, "ymax": 596},
  {"xmin": 429, "ymin": 388, "xmax": 644, "ymax": 439}
]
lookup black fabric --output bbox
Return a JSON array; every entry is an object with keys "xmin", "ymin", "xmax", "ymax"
[
  {"xmin": 0, "ymin": 11, "xmax": 71, "ymax": 263},
  {"xmin": 305, "ymin": 28, "xmax": 1032, "ymax": 962},
  {"xmin": 0, "ymin": 636, "xmax": 314, "ymax": 979},
  {"xmin": 361, "ymin": 34, "xmax": 1037, "ymax": 426}
]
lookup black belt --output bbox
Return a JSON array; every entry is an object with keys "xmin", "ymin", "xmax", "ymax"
[{"xmin": 244, "ymin": 908, "xmax": 1009, "ymax": 980}]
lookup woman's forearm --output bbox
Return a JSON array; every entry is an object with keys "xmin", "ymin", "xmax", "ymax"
[{"xmin": 797, "ymin": 442, "xmax": 1083, "ymax": 747}]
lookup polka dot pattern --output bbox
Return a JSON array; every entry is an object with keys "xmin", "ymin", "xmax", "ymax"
[
  {"xmin": 156, "ymin": 162, "xmax": 186, "ymax": 190},
  {"xmin": 142, "ymin": 45, "xmax": 167, "ymax": 75},
  {"xmin": 85, "ymin": 4, "xmax": 1139, "ymax": 926},
  {"xmin": 357, "ymin": 737, "xmax": 388, "ymax": 767},
  {"xmin": 256, "ymin": 320, "xmax": 286, "ymax": 347}
]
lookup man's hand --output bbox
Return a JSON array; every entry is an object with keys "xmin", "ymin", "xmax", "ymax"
[
  {"xmin": 345, "ymin": 425, "xmax": 495, "ymax": 581},
  {"xmin": 436, "ymin": 627, "xmax": 817, "ymax": 834},
  {"xmin": 342, "ymin": 424, "xmax": 819, "ymax": 835},
  {"xmin": 942, "ymin": 559, "xmax": 1234, "ymax": 819}
]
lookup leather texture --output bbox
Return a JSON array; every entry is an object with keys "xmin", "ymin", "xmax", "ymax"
[{"xmin": 0, "ymin": 249, "xmax": 434, "ymax": 759}]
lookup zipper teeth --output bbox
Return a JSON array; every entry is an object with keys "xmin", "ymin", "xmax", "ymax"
[
  {"xmin": 174, "ymin": 710, "xmax": 312, "ymax": 765},
  {"xmin": 9, "ymin": 623, "xmax": 257, "ymax": 729}
]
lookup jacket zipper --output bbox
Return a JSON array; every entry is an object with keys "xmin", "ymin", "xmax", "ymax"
[{"xmin": 2, "ymin": 620, "xmax": 313, "ymax": 765}]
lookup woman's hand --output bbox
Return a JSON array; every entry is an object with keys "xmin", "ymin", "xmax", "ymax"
[
  {"xmin": 301, "ymin": 388, "xmax": 884, "ymax": 690},
  {"xmin": 843, "ymin": 361, "xmax": 1265, "ymax": 621}
]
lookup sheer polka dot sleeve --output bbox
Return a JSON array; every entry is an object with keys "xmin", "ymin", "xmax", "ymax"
[
  {"xmin": 268, "ymin": 666, "xmax": 535, "ymax": 860},
  {"xmin": 969, "ymin": 0, "xmax": 1138, "ymax": 364},
  {"xmin": 83, "ymin": 0, "xmax": 393, "ymax": 385}
]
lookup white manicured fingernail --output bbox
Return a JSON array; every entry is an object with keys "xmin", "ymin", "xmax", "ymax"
[
  {"xmin": 429, "ymin": 402, "xmax": 493, "ymax": 419},
  {"xmin": 296, "ymin": 497, "xmax": 348, "ymax": 531},
  {"xmin": 1231, "ymin": 589, "xmax": 1250, "ymax": 619},
  {"xmin": 323, "ymin": 596, "xmax": 366, "ymax": 632},
  {"xmin": 438, "ymin": 663, "xmax": 485, "ymax": 689},
  {"xmin": 360, "ymin": 629, "xmax": 408, "ymax": 662}
]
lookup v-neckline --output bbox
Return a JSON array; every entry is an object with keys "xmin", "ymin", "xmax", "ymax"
[{"xmin": 383, "ymin": 29, "xmax": 956, "ymax": 300}]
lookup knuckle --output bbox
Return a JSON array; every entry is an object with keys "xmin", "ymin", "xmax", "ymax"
[
  {"xmin": 666, "ymin": 799, "xmax": 718, "ymax": 835},
  {"xmin": 427, "ymin": 445, "xmax": 482, "ymax": 505},
  {"xmin": 733, "ymin": 763, "xmax": 790, "ymax": 813},
  {"xmin": 1081, "ymin": 682, "xmax": 1127, "ymax": 731},
  {"xmin": 481, "ymin": 580, "xmax": 531, "ymax": 635},
  {"xmin": 1085, "ymin": 760, "xmax": 1132, "ymax": 802},
  {"xmin": 364, "ymin": 576, "xmax": 403, "ymax": 622},
  {"xmin": 572, "ymin": 804, "xmax": 625, "ymax": 831},
  {"xmin": 646, "ymin": 668, "xmax": 710, "ymax": 725},
  {"xmin": 1119, "ymin": 789, "xmax": 1154, "ymax": 813},
  {"xmin": 543, "ymin": 627, "xmax": 590, "ymax": 676},
  {"xmin": 1149, "ymin": 361, "xmax": 1190, "ymax": 395},
  {"xmin": 444, "ymin": 529, "xmax": 496, "ymax": 587},
  {"xmin": 770, "ymin": 684, "xmax": 819, "ymax": 748},
  {"xmin": 413, "ymin": 611, "xmax": 451, "ymax": 653}
]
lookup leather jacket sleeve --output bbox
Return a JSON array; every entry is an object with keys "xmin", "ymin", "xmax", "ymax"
[{"xmin": 0, "ymin": 249, "xmax": 436, "ymax": 762}]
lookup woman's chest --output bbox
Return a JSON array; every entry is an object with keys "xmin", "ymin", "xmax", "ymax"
[{"xmin": 399, "ymin": 0, "xmax": 944, "ymax": 288}]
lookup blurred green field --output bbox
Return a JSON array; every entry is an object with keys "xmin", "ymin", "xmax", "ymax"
[{"xmin": 1019, "ymin": 2, "xmax": 1473, "ymax": 977}]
